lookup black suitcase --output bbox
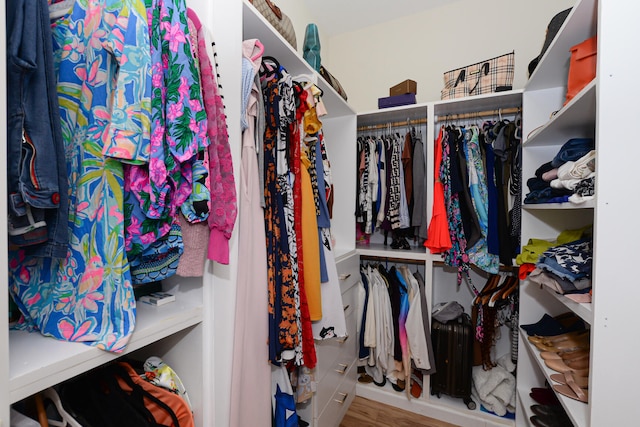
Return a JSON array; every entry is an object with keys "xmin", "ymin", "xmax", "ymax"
[{"xmin": 430, "ymin": 313, "xmax": 476, "ymax": 410}]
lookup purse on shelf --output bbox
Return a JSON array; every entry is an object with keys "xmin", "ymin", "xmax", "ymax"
[
  {"xmin": 320, "ymin": 65, "xmax": 348, "ymax": 101},
  {"xmin": 248, "ymin": 0, "xmax": 297, "ymax": 50},
  {"xmin": 441, "ymin": 51, "xmax": 515, "ymax": 100},
  {"xmin": 528, "ymin": 8, "xmax": 572, "ymax": 77},
  {"xmin": 564, "ymin": 35, "xmax": 597, "ymax": 106}
]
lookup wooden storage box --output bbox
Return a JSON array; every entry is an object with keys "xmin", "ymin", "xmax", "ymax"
[{"xmin": 389, "ymin": 79, "xmax": 417, "ymax": 96}]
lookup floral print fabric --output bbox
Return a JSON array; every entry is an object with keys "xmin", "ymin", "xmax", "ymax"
[
  {"xmin": 9, "ymin": 0, "xmax": 152, "ymax": 351},
  {"xmin": 124, "ymin": 0, "xmax": 209, "ymax": 283}
]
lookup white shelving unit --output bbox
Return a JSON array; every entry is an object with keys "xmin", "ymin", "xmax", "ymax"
[
  {"xmin": 516, "ymin": 0, "xmax": 640, "ymax": 425},
  {"xmin": 354, "ymin": 89, "xmax": 523, "ymax": 427},
  {"xmin": 517, "ymin": 0, "xmax": 598, "ymax": 424}
]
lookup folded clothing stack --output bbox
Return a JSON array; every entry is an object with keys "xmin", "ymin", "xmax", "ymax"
[
  {"xmin": 524, "ymin": 138, "xmax": 596, "ymax": 205},
  {"xmin": 528, "ymin": 238, "xmax": 592, "ymax": 299}
]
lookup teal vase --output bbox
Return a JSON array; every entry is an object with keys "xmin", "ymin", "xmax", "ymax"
[{"xmin": 303, "ymin": 24, "xmax": 321, "ymax": 72}]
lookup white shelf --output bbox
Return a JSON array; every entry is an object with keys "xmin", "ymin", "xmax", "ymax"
[
  {"xmin": 242, "ymin": 0, "xmax": 354, "ymax": 119},
  {"xmin": 9, "ymin": 285, "xmax": 203, "ymax": 403},
  {"xmin": 356, "ymin": 381, "xmax": 514, "ymax": 427},
  {"xmin": 357, "ymin": 244, "xmax": 428, "ymax": 262},
  {"xmin": 524, "ymin": 80, "xmax": 596, "ymax": 146},
  {"xmin": 521, "ymin": 333, "xmax": 590, "ymax": 427},
  {"xmin": 357, "ymin": 103, "xmax": 429, "ymax": 126},
  {"xmin": 434, "ymin": 90, "xmax": 523, "ymax": 117},
  {"xmin": 543, "ymin": 287, "xmax": 593, "ymax": 325},
  {"xmin": 522, "ymin": 199, "xmax": 595, "ymax": 210}
]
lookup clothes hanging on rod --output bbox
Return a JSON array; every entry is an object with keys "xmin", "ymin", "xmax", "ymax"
[
  {"xmin": 356, "ymin": 261, "xmax": 436, "ymax": 400},
  {"xmin": 8, "ymin": 0, "xmax": 237, "ymax": 352},
  {"xmin": 258, "ymin": 55, "xmax": 346, "ymax": 367},
  {"xmin": 428, "ymin": 108, "xmax": 522, "ymax": 283},
  {"xmin": 355, "ymin": 119, "xmax": 428, "ymax": 249}
]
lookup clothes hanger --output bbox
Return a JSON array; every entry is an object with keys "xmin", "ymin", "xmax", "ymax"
[
  {"xmin": 259, "ymin": 56, "xmax": 282, "ymax": 81},
  {"xmin": 291, "ymin": 72, "xmax": 318, "ymax": 86},
  {"xmin": 33, "ymin": 393, "xmax": 50, "ymax": 427},
  {"xmin": 49, "ymin": 0, "xmax": 74, "ymax": 20},
  {"xmin": 41, "ymin": 388, "xmax": 83, "ymax": 427},
  {"xmin": 473, "ymin": 274, "xmax": 500, "ymax": 305},
  {"xmin": 489, "ymin": 275, "xmax": 518, "ymax": 307},
  {"xmin": 251, "ymin": 39, "xmax": 265, "ymax": 61}
]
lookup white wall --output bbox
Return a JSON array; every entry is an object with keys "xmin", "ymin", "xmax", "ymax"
[{"xmin": 324, "ymin": 0, "xmax": 575, "ymax": 112}]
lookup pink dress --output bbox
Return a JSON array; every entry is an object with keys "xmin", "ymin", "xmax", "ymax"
[{"xmin": 228, "ymin": 39, "xmax": 271, "ymax": 427}]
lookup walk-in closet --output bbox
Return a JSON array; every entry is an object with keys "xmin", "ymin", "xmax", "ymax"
[{"xmin": 3, "ymin": 0, "xmax": 640, "ymax": 426}]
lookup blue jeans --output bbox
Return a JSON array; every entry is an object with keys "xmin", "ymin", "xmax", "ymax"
[
  {"xmin": 7, "ymin": 0, "xmax": 68, "ymax": 257},
  {"xmin": 551, "ymin": 138, "xmax": 594, "ymax": 168}
]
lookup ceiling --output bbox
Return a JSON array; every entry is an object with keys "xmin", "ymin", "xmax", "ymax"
[{"xmin": 301, "ymin": 0, "xmax": 459, "ymax": 37}]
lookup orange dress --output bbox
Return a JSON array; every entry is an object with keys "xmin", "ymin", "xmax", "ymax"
[
  {"xmin": 425, "ymin": 127, "xmax": 453, "ymax": 253},
  {"xmin": 301, "ymin": 150, "xmax": 322, "ymax": 321}
]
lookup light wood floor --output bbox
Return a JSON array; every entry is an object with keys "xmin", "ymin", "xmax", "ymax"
[{"xmin": 340, "ymin": 396, "xmax": 460, "ymax": 427}]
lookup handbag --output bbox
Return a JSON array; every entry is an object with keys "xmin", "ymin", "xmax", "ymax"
[
  {"xmin": 319, "ymin": 65, "xmax": 348, "ymax": 101},
  {"xmin": 441, "ymin": 51, "xmax": 515, "ymax": 100},
  {"xmin": 528, "ymin": 8, "xmax": 572, "ymax": 77},
  {"xmin": 564, "ymin": 35, "xmax": 597, "ymax": 105},
  {"xmin": 248, "ymin": 0, "xmax": 297, "ymax": 50}
]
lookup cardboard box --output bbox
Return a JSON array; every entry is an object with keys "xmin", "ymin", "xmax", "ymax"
[
  {"xmin": 390, "ymin": 79, "xmax": 417, "ymax": 97},
  {"xmin": 378, "ymin": 93, "xmax": 416, "ymax": 109}
]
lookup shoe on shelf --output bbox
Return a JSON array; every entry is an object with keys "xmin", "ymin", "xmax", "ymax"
[
  {"xmin": 530, "ymin": 404, "xmax": 567, "ymax": 418},
  {"xmin": 553, "ymin": 381, "xmax": 589, "ymax": 403},
  {"xmin": 410, "ymin": 369, "xmax": 423, "ymax": 398},
  {"xmin": 539, "ymin": 348, "xmax": 589, "ymax": 361},
  {"xmin": 528, "ymin": 329, "xmax": 589, "ymax": 346},
  {"xmin": 530, "ymin": 387, "xmax": 561, "ymax": 406},
  {"xmin": 532, "ymin": 335, "xmax": 590, "ymax": 352},
  {"xmin": 521, "ymin": 312, "xmax": 584, "ymax": 337},
  {"xmin": 550, "ymin": 372, "xmax": 589, "ymax": 389},
  {"xmin": 544, "ymin": 357, "xmax": 589, "ymax": 376},
  {"xmin": 530, "ymin": 414, "xmax": 574, "ymax": 427}
]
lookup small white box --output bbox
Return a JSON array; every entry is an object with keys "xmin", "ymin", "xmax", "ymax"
[{"xmin": 139, "ymin": 292, "xmax": 176, "ymax": 306}]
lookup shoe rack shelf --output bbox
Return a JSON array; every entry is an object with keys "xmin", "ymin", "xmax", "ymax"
[
  {"xmin": 517, "ymin": 0, "xmax": 598, "ymax": 426},
  {"xmin": 521, "ymin": 337, "xmax": 589, "ymax": 427},
  {"xmin": 542, "ymin": 287, "xmax": 592, "ymax": 325}
]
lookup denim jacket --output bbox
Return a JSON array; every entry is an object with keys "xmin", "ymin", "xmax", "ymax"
[{"xmin": 7, "ymin": 0, "xmax": 68, "ymax": 258}]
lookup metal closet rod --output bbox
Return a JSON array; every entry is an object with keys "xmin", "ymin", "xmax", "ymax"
[
  {"xmin": 359, "ymin": 254, "xmax": 426, "ymax": 265},
  {"xmin": 357, "ymin": 117, "xmax": 427, "ymax": 132},
  {"xmin": 435, "ymin": 106, "xmax": 521, "ymax": 123}
]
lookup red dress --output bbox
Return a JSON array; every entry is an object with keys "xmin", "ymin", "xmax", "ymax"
[{"xmin": 425, "ymin": 127, "xmax": 452, "ymax": 253}]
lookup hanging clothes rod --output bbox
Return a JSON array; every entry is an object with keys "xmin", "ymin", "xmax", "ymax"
[
  {"xmin": 360, "ymin": 254, "xmax": 426, "ymax": 266},
  {"xmin": 357, "ymin": 117, "xmax": 427, "ymax": 132},
  {"xmin": 435, "ymin": 106, "xmax": 521, "ymax": 123}
]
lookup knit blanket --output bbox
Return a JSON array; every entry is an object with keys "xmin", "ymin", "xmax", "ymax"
[{"xmin": 471, "ymin": 354, "xmax": 516, "ymax": 417}]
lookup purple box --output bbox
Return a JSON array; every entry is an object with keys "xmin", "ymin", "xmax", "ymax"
[{"xmin": 378, "ymin": 93, "xmax": 417, "ymax": 109}]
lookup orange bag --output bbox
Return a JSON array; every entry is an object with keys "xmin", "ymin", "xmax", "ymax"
[{"xmin": 564, "ymin": 35, "xmax": 597, "ymax": 105}]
